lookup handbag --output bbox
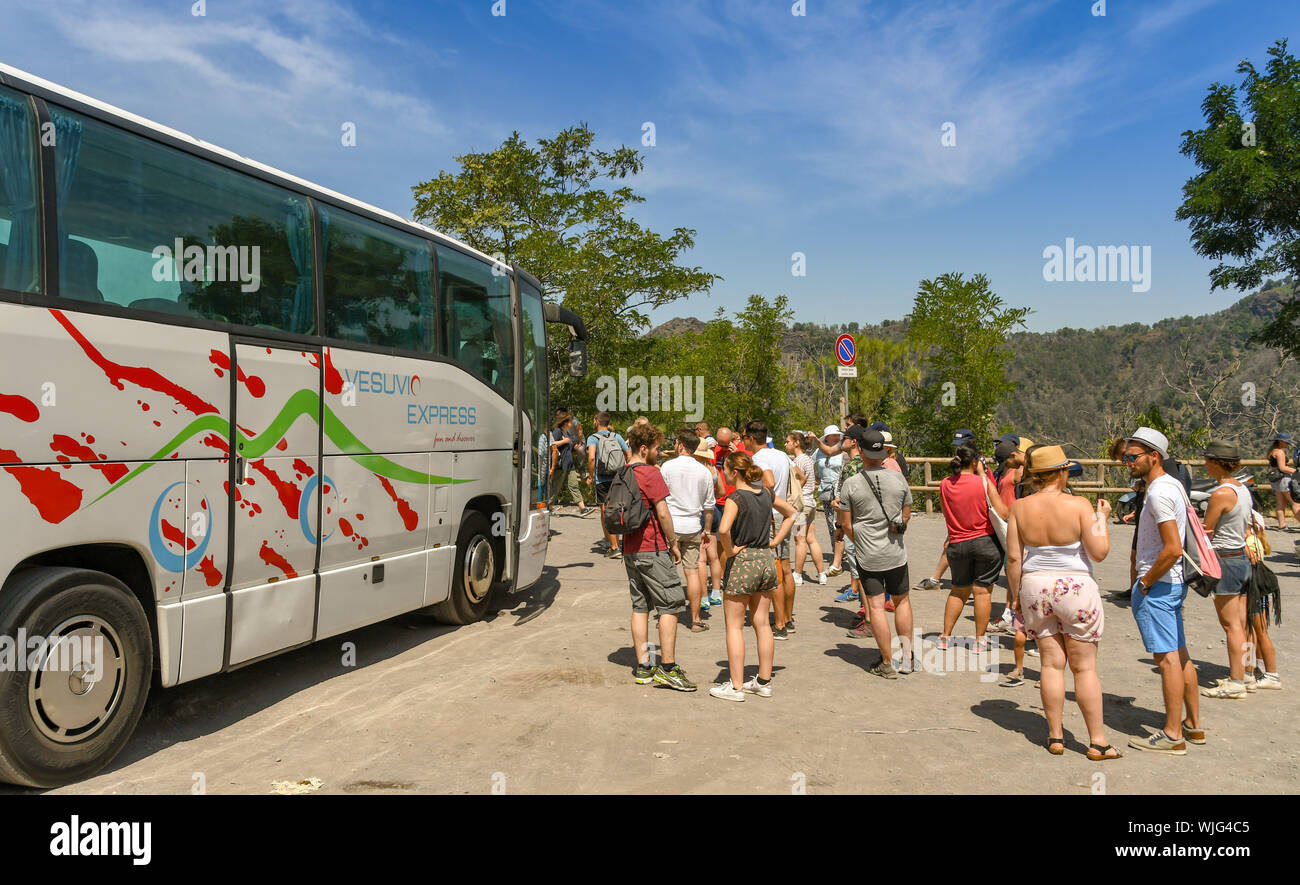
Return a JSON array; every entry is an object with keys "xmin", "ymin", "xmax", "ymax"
[{"xmin": 982, "ymin": 472, "xmax": 1008, "ymax": 548}]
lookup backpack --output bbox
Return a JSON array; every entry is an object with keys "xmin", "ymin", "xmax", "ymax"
[
  {"xmin": 595, "ymin": 431, "xmax": 625, "ymax": 479},
  {"xmin": 603, "ymin": 465, "xmax": 654, "ymax": 538},
  {"xmin": 1168, "ymin": 478, "xmax": 1222, "ymax": 596}
]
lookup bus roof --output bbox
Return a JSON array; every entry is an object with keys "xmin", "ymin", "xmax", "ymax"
[{"xmin": 0, "ymin": 62, "xmax": 506, "ymax": 270}]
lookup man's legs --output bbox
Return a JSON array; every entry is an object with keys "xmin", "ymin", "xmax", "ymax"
[
  {"xmin": 823, "ymin": 501, "xmax": 844, "ymax": 571},
  {"xmin": 1154, "ymin": 650, "xmax": 1186, "ymax": 738},
  {"xmin": 631, "ymin": 611, "xmax": 652, "ymax": 666},
  {"xmin": 865, "ymin": 590, "xmax": 890, "ymax": 661},
  {"xmin": 774, "ymin": 558, "xmax": 793, "ymax": 630},
  {"xmin": 1180, "ymin": 645, "xmax": 1200, "ymax": 730},
  {"xmin": 892, "ymin": 591, "xmax": 914, "ymax": 665}
]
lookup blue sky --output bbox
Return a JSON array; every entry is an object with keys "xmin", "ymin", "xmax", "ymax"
[{"xmin": 1, "ymin": 0, "xmax": 1294, "ymax": 331}]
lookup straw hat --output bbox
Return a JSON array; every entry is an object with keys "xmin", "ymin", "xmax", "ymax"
[{"xmin": 1026, "ymin": 444, "xmax": 1070, "ymax": 473}]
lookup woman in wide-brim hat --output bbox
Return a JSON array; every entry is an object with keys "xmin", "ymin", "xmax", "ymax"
[
  {"xmin": 1265, "ymin": 434, "xmax": 1300, "ymax": 530},
  {"xmin": 1006, "ymin": 445, "xmax": 1120, "ymax": 760}
]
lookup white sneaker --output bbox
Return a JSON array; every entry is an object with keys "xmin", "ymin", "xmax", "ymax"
[
  {"xmin": 741, "ymin": 675, "xmax": 773, "ymax": 697},
  {"xmin": 1256, "ymin": 674, "xmax": 1282, "ymax": 690},
  {"xmin": 818, "ymin": 572, "xmax": 827, "ymax": 585},
  {"xmin": 709, "ymin": 682, "xmax": 745, "ymax": 702},
  {"xmin": 792, "ymin": 572, "xmax": 803, "ymax": 586},
  {"xmin": 1026, "ymin": 645, "xmax": 1040, "ymax": 658}
]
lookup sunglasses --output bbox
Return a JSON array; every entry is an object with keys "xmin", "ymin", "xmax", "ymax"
[{"xmin": 1121, "ymin": 453, "xmax": 1148, "ymax": 463}]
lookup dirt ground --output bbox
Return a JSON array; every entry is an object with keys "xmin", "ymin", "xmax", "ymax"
[{"xmin": 13, "ymin": 511, "xmax": 1298, "ymax": 795}]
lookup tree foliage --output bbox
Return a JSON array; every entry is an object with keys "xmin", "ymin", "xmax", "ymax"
[
  {"xmin": 901, "ymin": 272, "xmax": 1029, "ymax": 454},
  {"xmin": 1178, "ymin": 39, "xmax": 1300, "ymax": 356},
  {"xmin": 410, "ymin": 123, "xmax": 719, "ymax": 407}
]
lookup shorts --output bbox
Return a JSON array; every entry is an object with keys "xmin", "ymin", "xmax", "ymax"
[
  {"xmin": 1213, "ymin": 554, "xmax": 1251, "ymax": 596},
  {"xmin": 594, "ymin": 481, "xmax": 611, "ymax": 504},
  {"xmin": 1019, "ymin": 571, "xmax": 1104, "ymax": 642},
  {"xmin": 678, "ymin": 531, "xmax": 702, "ymax": 569},
  {"xmin": 1131, "ymin": 580, "xmax": 1187, "ymax": 654},
  {"xmin": 1270, "ymin": 476, "xmax": 1291, "ymax": 494},
  {"xmin": 948, "ymin": 535, "xmax": 1002, "ymax": 587},
  {"xmin": 714, "ymin": 503, "xmax": 727, "ymax": 531},
  {"xmin": 624, "ymin": 551, "xmax": 687, "ymax": 615},
  {"xmin": 793, "ymin": 508, "xmax": 808, "ymax": 530},
  {"xmin": 722, "ymin": 546, "xmax": 778, "ymax": 596},
  {"xmin": 774, "ymin": 534, "xmax": 792, "ymax": 564},
  {"xmin": 859, "ymin": 563, "xmax": 909, "ymax": 598}
]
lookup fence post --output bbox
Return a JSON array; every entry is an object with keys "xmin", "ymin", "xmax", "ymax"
[{"xmin": 924, "ymin": 461, "xmax": 933, "ymax": 514}]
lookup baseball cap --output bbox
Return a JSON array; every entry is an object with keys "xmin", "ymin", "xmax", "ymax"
[
  {"xmin": 823, "ymin": 424, "xmax": 842, "ymax": 438},
  {"xmin": 856, "ymin": 427, "xmax": 886, "ymax": 457},
  {"xmin": 1124, "ymin": 426, "xmax": 1170, "ymax": 460},
  {"xmin": 993, "ymin": 439, "xmax": 1017, "ymax": 463},
  {"xmin": 952, "ymin": 428, "xmax": 975, "ymax": 447},
  {"xmin": 869, "ymin": 421, "xmax": 890, "ymax": 432},
  {"xmin": 997, "ymin": 432, "xmax": 1020, "ymax": 446}
]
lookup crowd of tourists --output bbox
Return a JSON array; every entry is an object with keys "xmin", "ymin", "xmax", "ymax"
[{"xmin": 547, "ymin": 408, "xmax": 1284, "ymax": 759}]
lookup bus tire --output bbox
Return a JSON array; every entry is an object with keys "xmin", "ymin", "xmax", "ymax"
[
  {"xmin": 432, "ymin": 511, "xmax": 501, "ymax": 625},
  {"xmin": 0, "ymin": 567, "xmax": 153, "ymax": 788}
]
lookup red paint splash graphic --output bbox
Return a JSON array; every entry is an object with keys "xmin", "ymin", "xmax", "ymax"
[
  {"xmin": 375, "ymin": 474, "xmax": 419, "ymax": 532},
  {"xmin": 0, "ymin": 393, "xmax": 39, "ymax": 423},
  {"xmin": 275, "ymin": 438, "xmax": 288, "ymax": 451},
  {"xmin": 338, "ymin": 516, "xmax": 369, "ymax": 551},
  {"xmin": 202, "ymin": 433, "xmax": 230, "ymax": 454},
  {"xmin": 0, "ymin": 448, "xmax": 83, "ymax": 523},
  {"xmin": 292, "ymin": 457, "xmax": 314, "ymax": 478},
  {"xmin": 48, "ymin": 434, "xmax": 129, "ymax": 483},
  {"xmin": 258, "ymin": 541, "xmax": 298, "ymax": 579},
  {"xmin": 248, "ymin": 460, "xmax": 301, "ymax": 519},
  {"xmin": 49, "ymin": 309, "xmax": 218, "ymax": 415},
  {"xmin": 197, "ymin": 555, "xmax": 223, "ymax": 587},
  {"xmin": 312, "ymin": 349, "xmax": 344, "ymax": 395},
  {"xmin": 160, "ymin": 519, "xmax": 196, "ymax": 551},
  {"xmin": 208, "ymin": 350, "xmax": 266, "ymax": 398}
]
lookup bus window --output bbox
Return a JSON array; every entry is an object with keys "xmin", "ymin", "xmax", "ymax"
[
  {"xmin": 0, "ymin": 87, "xmax": 40, "ymax": 294},
  {"xmin": 50, "ymin": 108, "xmax": 314, "ymax": 333},
  {"xmin": 436, "ymin": 244, "xmax": 513, "ymax": 401},
  {"xmin": 321, "ymin": 205, "xmax": 434, "ymax": 352}
]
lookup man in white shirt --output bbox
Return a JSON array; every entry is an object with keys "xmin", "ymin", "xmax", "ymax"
[
  {"xmin": 747, "ymin": 419, "xmax": 796, "ymax": 639},
  {"xmin": 661, "ymin": 428, "xmax": 716, "ymax": 631},
  {"xmin": 1123, "ymin": 426, "xmax": 1201, "ymax": 756}
]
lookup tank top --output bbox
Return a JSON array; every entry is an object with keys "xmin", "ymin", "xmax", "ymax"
[
  {"xmin": 728, "ymin": 486, "xmax": 773, "ymax": 549},
  {"xmin": 1023, "ymin": 541, "xmax": 1092, "ymax": 574},
  {"xmin": 1210, "ymin": 482, "xmax": 1252, "ymax": 551}
]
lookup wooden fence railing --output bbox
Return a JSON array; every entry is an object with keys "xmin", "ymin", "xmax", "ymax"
[{"xmin": 906, "ymin": 458, "xmax": 1270, "ymax": 514}]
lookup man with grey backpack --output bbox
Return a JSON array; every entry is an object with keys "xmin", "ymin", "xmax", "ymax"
[{"xmin": 587, "ymin": 411, "xmax": 630, "ymax": 559}]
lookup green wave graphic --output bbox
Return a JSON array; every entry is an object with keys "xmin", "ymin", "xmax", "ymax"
[{"xmin": 88, "ymin": 388, "xmax": 471, "ymax": 507}]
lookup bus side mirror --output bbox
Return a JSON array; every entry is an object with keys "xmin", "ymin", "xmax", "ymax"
[{"xmin": 568, "ymin": 339, "xmax": 587, "ymax": 378}]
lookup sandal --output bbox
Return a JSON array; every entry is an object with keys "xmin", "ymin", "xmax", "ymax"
[
  {"xmin": 1047, "ymin": 737, "xmax": 1065, "ymax": 756},
  {"xmin": 690, "ymin": 622, "xmax": 710, "ymax": 632},
  {"xmin": 1087, "ymin": 742, "xmax": 1123, "ymax": 761}
]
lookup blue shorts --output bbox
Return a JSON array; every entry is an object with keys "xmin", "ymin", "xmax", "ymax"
[{"xmin": 1131, "ymin": 580, "xmax": 1187, "ymax": 654}]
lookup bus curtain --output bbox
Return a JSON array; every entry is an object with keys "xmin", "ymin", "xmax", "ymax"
[
  {"xmin": 0, "ymin": 95, "xmax": 39, "ymax": 293},
  {"xmin": 285, "ymin": 197, "xmax": 313, "ymax": 333}
]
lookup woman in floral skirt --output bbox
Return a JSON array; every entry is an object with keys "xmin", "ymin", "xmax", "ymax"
[{"xmin": 1006, "ymin": 445, "xmax": 1119, "ymax": 759}]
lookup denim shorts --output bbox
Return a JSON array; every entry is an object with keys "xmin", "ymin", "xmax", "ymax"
[
  {"xmin": 1213, "ymin": 554, "xmax": 1251, "ymax": 596},
  {"xmin": 1131, "ymin": 580, "xmax": 1187, "ymax": 654}
]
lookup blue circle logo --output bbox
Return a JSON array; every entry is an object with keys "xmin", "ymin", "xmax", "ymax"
[
  {"xmin": 299, "ymin": 473, "xmax": 338, "ymax": 544},
  {"xmin": 149, "ymin": 481, "xmax": 212, "ymax": 573}
]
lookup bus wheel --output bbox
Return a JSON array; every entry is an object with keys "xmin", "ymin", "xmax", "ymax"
[
  {"xmin": 0, "ymin": 567, "xmax": 152, "ymax": 788},
  {"xmin": 433, "ymin": 511, "xmax": 501, "ymax": 625}
]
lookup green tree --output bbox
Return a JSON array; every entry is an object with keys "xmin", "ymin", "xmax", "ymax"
[
  {"xmin": 1177, "ymin": 39, "xmax": 1300, "ymax": 356},
  {"xmin": 901, "ymin": 272, "xmax": 1029, "ymax": 455},
  {"xmin": 410, "ymin": 124, "xmax": 719, "ymax": 407}
]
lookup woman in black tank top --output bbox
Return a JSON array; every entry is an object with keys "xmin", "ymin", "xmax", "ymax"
[{"xmin": 712, "ymin": 452, "xmax": 796, "ymax": 702}]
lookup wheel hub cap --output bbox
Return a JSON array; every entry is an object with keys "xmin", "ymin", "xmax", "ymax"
[
  {"xmin": 28, "ymin": 616, "xmax": 125, "ymax": 744},
  {"xmin": 464, "ymin": 536, "xmax": 495, "ymax": 603}
]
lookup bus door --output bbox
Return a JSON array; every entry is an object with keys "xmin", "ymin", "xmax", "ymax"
[{"xmin": 224, "ymin": 340, "xmax": 322, "ymax": 666}]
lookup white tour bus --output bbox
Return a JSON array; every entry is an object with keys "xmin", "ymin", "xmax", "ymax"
[{"xmin": 0, "ymin": 64, "xmax": 587, "ymax": 787}]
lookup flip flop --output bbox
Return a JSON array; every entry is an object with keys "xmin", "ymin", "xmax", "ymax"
[
  {"xmin": 690, "ymin": 622, "xmax": 710, "ymax": 632},
  {"xmin": 1047, "ymin": 737, "xmax": 1065, "ymax": 756}
]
